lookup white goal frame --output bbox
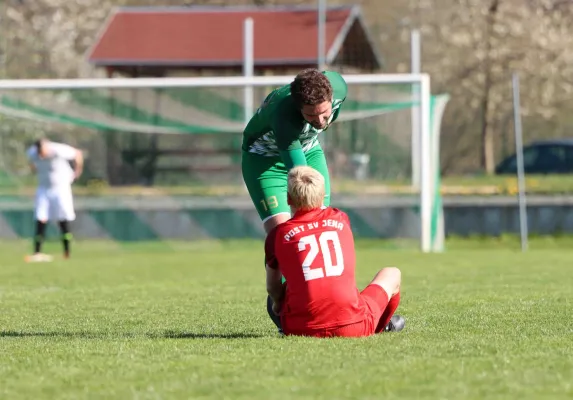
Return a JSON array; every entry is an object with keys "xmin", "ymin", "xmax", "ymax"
[{"xmin": 0, "ymin": 73, "xmax": 441, "ymax": 253}]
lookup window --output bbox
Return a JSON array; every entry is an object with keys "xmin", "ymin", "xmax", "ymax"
[
  {"xmin": 501, "ymin": 147, "xmax": 539, "ymax": 173},
  {"xmin": 534, "ymin": 146, "xmax": 567, "ymax": 173}
]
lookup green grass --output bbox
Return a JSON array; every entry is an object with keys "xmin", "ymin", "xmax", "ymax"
[{"xmin": 1, "ymin": 239, "xmax": 572, "ymax": 399}]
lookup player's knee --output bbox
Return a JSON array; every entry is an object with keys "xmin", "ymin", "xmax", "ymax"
[
  {"xmin": 386, "ymin": 267, "xmax": 401, "ymax": 293},
  {"xmin": 371, "ymin": 267, "xmax": 401, "ymax": 297}
]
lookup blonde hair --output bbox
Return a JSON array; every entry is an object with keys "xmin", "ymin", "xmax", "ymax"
[{"xmin": 288, "ymin": 166, "xmax": 325, "ymax": 211}]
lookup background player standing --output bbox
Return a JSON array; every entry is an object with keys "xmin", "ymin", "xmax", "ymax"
[
  {"xmin": 265, "ymin": 166, "xmax": 404, "ymax": 337},
  {"xmin": 25, "ymin": 138, "xmax": 83, "ymax": 262}
]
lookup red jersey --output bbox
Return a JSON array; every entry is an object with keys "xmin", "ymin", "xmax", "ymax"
[{"xmin": 265, "ymin": 207, "xmax": 367, "ymax": 331}]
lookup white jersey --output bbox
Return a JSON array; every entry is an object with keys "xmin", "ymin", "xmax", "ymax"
[{"xmin": 27, "ymin": 142, "xmax": 76, "ymax": 188}]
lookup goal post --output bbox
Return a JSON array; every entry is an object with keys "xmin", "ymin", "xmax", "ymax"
[{"xmin": 0, "ymin": 73, "xmax": 447, "ymax": 252}]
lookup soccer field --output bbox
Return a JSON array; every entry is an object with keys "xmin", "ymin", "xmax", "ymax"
[{"xmin": 1, "ymin": 239, "xmax": 571, "ymax": 399}]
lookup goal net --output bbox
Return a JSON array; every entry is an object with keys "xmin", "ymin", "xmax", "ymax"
[{"xmin": 0, "ymin": 74, "xmax": 448, "ymax": 252}]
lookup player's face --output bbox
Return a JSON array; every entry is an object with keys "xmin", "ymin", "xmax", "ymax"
[{"xmin": 301, "ymin": 101, "xmax": 332, "ymax": 129}]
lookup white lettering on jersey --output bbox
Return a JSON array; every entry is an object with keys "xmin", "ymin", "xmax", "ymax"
[
  {"xmin": 298, "ymin": 231, "xmax": 345, "ymax": 281},
  {"xmin": 283, "ymin": 219, "xmax": 345, "ymax": 241}
]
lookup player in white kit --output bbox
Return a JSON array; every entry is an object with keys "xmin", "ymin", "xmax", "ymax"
[{"xmin": 25, "ymin": 138, "xmax": 83, "ymax": 262}]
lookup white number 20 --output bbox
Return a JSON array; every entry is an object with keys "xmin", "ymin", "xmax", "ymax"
[{"xmin": 298, "ymin": 231, "xmax": 344, "ymax": 281}]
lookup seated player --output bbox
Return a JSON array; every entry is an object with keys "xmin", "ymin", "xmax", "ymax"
[
  {"xmin": 264, "ymin": 166, "xmax": 405, "ymax": 337},
  {"xmin": 25, "ymin": 138, "xmax": 83, "ymax": 262}
]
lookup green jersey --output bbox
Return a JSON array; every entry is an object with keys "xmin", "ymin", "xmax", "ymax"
[{"xmin": 242, "ymin": 71, "xmax": 347, "ymax": 168}]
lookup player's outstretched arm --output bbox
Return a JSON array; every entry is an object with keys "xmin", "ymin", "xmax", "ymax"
[
  {"xmin": 279, "ymin": 147, "xmax": 307, "ymax": 170},
  {"xmin": 52, "ymin": 143, "xmax": 83, "ymax": 179},
  {"xmin": 265, "ymin": 264, "xmax": 285, "ymax": 308},
  {"xmin": 74, "ymin": 149, "xmax": 84, "ymax": 179},
  {"xmin": 26, "ymin": 146, "xmax": 36, "ymax": 174},
  {"xmin": 272, "ymin": 113, "xmax": 308, "ymax": 170},
  {"xmin": 265, "ymin": 228, "xmax": 286, "ymax": 309}
]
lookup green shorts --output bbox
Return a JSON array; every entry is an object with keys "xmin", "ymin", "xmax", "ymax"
[{"xmin": 241, "ymin": 146, "xmax": 331, "ymax": 222}]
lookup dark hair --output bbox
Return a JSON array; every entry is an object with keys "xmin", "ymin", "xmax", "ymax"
[
  {"xmin": 290, "ymin": 68, "xmax": 333, "ymax": 109},
  {"xmin": 34, "ymin": 138, "xmax": 48, "ymax": 153}
]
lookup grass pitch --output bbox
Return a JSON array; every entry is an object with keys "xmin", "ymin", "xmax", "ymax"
[{"xmin": 0, "ymin": 238, "xmax": 572, "ymax": 399}]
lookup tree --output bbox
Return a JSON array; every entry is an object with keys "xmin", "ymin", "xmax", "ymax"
[{"xmin": 386, "ymin": 0, "xmax": 573, "ymax": 174}]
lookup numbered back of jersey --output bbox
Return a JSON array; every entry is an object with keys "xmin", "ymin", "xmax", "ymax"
[{"xmin": 276, "ymin": 208, "xmax": 355, "ymax": 285}]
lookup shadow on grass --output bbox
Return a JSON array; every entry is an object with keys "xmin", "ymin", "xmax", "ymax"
[
  {"xmin": 156, "ymin": 331, "xmax": 262, "ymax": 339},
  {"xmin": 0, "ymin": 330, "xmax": 263, "ymax": 339}
]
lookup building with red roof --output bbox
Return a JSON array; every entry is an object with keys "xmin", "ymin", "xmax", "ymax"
[{"xmin": 86, "ymin": 5, "xmax": 383, "ymax": 76}]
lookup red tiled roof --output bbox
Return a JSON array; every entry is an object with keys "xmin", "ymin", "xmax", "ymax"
[{"xmin": 87, "ymin": 6, "xmax": 357, "ymax": 67}]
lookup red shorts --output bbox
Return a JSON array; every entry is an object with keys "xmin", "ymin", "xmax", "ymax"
[{"xmin": 283, "ymin": 284, "xmax": 389, "ymax": 338}]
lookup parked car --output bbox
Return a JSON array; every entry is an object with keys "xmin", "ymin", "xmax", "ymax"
[{"xmin": 495, "ymin": 139, "xmax": 573, "ymax": 174}]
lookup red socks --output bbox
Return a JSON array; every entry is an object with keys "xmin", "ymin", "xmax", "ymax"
[{"xmin": 375, "ymin": 292, "xmax": 401, "ymax": 333}]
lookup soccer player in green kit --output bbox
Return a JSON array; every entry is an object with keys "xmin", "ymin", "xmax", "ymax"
[
  {"xmin": 241, "ymin": 68, "xmax": 348, "ymax": 333},
  {"xmin": 242, "ymin": 68, "xmax": 347, "ymax": 232}
]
